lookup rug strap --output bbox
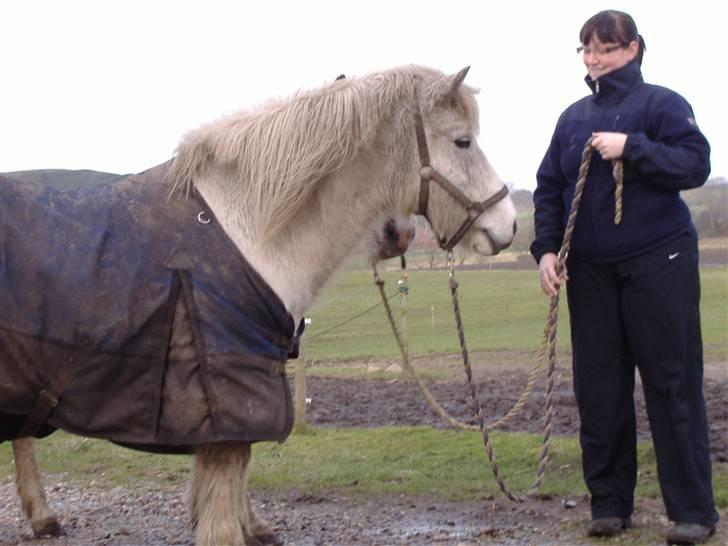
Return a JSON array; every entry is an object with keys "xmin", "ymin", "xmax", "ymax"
[
  {"xmin": 16, "ymin": 341, "xmax": 95, "ymax": 438},
  {"xmin": 17, "ymin": 389, "xmax": 60, "ymax": 438}
]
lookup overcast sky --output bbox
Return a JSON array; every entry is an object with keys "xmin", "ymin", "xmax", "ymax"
[{"xmin": 1, "ymin": 0, "xmax": 725, "ymax": 191}]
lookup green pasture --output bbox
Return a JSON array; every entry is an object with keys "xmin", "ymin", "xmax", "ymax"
[
  {"xmin": 1, "ymin": 429, "xmax": 726, "ymax": 509},
  {"xmin": 304, "ymin": 266, "xmax": 728, "ymax": 361}
]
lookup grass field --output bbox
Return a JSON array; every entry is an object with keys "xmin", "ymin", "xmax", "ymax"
[
  {"xmin": 1, "ymin": 428, "xmax": 726, "ymax": 509},
  {"xmin": 304, "ymin": 266, "xmax": 728, "ymax": 362},
  {"xmin": 0, "ymin": 427, "xmax": 728, "ymax": 508}
]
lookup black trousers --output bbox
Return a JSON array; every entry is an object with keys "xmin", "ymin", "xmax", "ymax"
[{"xmin": 566, "ymin": 232, "xmax": 718, "ymax": 526}]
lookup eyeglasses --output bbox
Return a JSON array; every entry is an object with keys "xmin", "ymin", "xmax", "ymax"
[{"xmin": 576, "ymin": 44, "xmax": 625, "ymax": 56}]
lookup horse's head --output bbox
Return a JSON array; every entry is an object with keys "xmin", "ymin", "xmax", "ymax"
[
  {"xmin": 168, "ymin": 64, "xmax": 519, "ymax": 316},
  {"xmin": 414, "ymin": 67, "xmax": 517, "ymax": 256},
  {"xmin": 366, "ymin": 212, "xmax": 416, "ymax": 263}
]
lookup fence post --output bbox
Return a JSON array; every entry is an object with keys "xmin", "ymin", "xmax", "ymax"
[
  {"xmin": 398, "ymin": 272, "xmax": 410, "ymax": 377},
  {"xmin": 293, "ymin": 318, "xmax": 310, "ymax": 433}
]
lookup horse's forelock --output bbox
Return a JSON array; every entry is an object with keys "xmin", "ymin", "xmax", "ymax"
[{"xmin": 456, "ymin": 86, "xmax": 481, "ymax": 133}]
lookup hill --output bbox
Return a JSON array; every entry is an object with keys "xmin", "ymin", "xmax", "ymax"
[{"xmin": 508, "ymin": 177, "xmax": 727, "ymax": 251}]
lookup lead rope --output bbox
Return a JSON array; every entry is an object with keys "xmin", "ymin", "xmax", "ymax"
[
  {"xmin": 374, "ymin": 264, "xmax": 478, "ymax": 431},
  {"xmin": 376, "ymin": 138, "xmax": 623, "ymax": 502},
  {"xmin": 446, "ymin": 138, "xmax": 606, "ymax": 501},
  {"xmin": 374, "ymin": 263, "xmax": 546, "ymax": 433},
  {"xmin": 613, "ymin": 159, "xmax": 624, "ymax": 224}
]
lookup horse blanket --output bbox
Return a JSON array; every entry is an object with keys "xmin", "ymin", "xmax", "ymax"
[{"xmin": 0, "ymin": 162, "xmax": 296, "ymax": 453}]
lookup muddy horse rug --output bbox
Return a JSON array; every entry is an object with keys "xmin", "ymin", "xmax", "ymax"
[{"xmin": 0, "ymin": 162, "xmax": 297, "ymax": 453}]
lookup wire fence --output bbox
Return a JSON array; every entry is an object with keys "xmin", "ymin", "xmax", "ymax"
[{"xmin": 304, "ymin": 289, "xmax": 399, "ymax": 342}]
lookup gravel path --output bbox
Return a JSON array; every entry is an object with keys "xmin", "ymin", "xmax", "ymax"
[{"xmin": 1, "ymin": 355, "xmax": 725, "ymax": 545}]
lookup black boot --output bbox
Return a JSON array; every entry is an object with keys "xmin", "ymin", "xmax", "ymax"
[
  {"xmin": 666, "ymin": 523, "xmax": 716, "ymax": 545},
  {"xmin": 587, "ymin": 517, "xmax": 631, "ymax": 537}
]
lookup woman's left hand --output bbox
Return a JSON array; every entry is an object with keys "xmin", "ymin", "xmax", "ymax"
[{"xmin": 591, "ymin": 132, "xmax": 628, "ymax": 160}]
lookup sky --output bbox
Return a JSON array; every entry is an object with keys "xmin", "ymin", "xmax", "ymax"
[{"xmin": 1, "ymin": 0, "xmax": 725, "ymax": 191}]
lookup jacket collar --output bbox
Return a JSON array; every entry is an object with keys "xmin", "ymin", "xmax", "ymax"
[{"xmin": 585, "ymin": 60, "xmax": 643, "ymax": 99}]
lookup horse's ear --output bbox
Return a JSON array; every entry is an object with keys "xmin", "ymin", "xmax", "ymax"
[
  {"xmin": 430, "ymin": 66, "xmax": 471, "ymax": 109},
  {"xmin": 449, "ymin": 66, "xmax": 470, "ymax": 94}
]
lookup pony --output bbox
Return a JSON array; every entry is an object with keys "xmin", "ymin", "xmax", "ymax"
[{"xmin": 4, "ymin": 64, "xmax": 517, "ymax": 546}]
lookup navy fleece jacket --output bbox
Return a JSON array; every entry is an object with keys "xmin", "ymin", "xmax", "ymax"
[{"xmin": 530, "ymin": 60, "xmax": 711, "ymax": 264}]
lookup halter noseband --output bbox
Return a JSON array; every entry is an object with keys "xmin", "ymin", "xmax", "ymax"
[{"xmin": 414, "ymin": 109, "xmax": 509, "ymax": 252}]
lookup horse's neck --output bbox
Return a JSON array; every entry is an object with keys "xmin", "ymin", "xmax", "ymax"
[{"xmin": 195, "ymin": 153, "xmax": 415, "ymax": 318}]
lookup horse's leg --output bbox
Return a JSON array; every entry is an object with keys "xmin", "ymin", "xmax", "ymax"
[
  {"xmin": 191, "ymin": 442, "xmax": 260, "ymax": 546},
  {"xmin": 245, "ymin": 493, "xmax": 281, "ymax": 545},
  {"xmin": 241, "ymin": 447, "xmax": 283, "ymax": 545},
  {"xmin": 168, "ymin": 297, "xmax": 249, "ymax": 544},
  {"xmin": 170, "ymin": 283, "xmax": 276, "ymax": 544},
  {"xmin": 12, "ymin": 438, "xmax": 64, "ymax": 537}
]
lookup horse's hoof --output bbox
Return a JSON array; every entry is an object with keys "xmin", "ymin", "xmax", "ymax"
[
  {"xmin": 32, "ymin": 517, "xmax": 65, "ymax": 538},
  {"xmin": 255, "ymin": 532, "xmax": 284, "ymax": 545}
]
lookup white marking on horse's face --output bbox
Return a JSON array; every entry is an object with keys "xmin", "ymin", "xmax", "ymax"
[
  {"xmin": 366, "ymin": 212, "xmax": 416, "ymax": 263},
  {"xmin": 421, "ymin": 77, "xmax": 517, "ymax": 256}
]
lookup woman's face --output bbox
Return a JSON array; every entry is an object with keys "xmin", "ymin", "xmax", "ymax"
[{"xmin": 581, "ymin": 34, "xmax": 639, "ymax": 80}]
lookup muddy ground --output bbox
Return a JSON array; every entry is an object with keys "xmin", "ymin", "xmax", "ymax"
[
  {"xmin": 1, "ymin": 353, "xmax": 726, "ymax": 545},
  {"xmin": 305, "ymin": 354, "xmax": 727, "ymax": 462}
]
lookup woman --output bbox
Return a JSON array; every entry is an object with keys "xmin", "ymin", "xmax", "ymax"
[{"xmin": 530, "ymin": 10, "xmax": 718, "ymax": 544}]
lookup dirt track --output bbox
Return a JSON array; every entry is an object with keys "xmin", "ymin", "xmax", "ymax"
[
  {"xmin": 305, "ymin": 353, "xmax": 728, "ymax": 462},
  {"xmin": 1, "ymin": 353, "xmax": 725, "ymax": 545}
]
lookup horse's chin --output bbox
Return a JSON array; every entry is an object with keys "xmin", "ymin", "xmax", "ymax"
[
  {"xmin": 472, "ymin": 241, "xmax": 498, "ymax": 256},
  {"xmin": 469, "ymin": 230, "xmax": 503, "ymax": 256}
]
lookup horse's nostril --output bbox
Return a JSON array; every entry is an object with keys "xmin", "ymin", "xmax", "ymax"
[
  {"xmin": 384, "ymin": 221, "xmax": 398, "ymax": 240},
  {"xmin": 513, "ymin": 219, "xmax": 518, "ymax": 236}
]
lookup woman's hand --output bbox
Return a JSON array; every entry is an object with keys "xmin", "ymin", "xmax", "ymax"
[
  {"xmin": 591, "ymin": 131, "xmax": 627, "ymax": 160},
  {"xmin": 538, "ymin": 252, "xmax": 567, "ymax": 297}
]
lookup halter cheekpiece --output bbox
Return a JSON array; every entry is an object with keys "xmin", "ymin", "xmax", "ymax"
[{"xmin": 413, "ymin": 109, "xmax": 509, "ymax": 252}]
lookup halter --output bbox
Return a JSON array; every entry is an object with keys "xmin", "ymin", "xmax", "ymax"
[{"xmin": 414, "ymin": 109, "xmax": 509, "ymax": 252}]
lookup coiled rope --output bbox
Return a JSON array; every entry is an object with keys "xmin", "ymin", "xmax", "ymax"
[{"xmin": 373, "ymin": 268, "xmax": 544, "ymax": 433}]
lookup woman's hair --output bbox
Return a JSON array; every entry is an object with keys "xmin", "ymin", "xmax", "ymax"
[{"xmin": 580, "ymin": 10, "xmax": 646, "ymax": 65}]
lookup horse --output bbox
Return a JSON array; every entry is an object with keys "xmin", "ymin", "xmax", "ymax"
[{"xmin": 2, "ymin": 64, "xmax": 517, "ymax": 545}]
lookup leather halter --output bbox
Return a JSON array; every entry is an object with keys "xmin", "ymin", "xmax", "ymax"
[{"xmin": 414, "ymin": 110, "xmax": 509, "ymax": 252}]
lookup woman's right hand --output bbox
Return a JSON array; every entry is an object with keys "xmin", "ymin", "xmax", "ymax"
[{"xmin": 538, "ymin": 252, "xmax": 566, "ymax": 297}]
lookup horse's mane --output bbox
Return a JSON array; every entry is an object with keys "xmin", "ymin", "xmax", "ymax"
[{"xmin": 169, "ymin": 65, "xmax": 477, "ymax": 239}]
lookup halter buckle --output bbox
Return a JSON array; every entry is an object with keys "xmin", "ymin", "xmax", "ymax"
[{"xmin": 419, "ymin": 166, "xmax": 435, "ymax": 180}]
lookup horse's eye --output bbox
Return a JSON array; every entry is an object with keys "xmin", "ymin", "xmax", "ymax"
[{"xmin": 454, "ymin": 137, "xmax": 471, "ymax": 149}]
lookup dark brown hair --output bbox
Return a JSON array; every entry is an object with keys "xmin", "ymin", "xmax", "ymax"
[{"xmin": 580, "ymin": 10, "xmax": 646, "ymax": 65}]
